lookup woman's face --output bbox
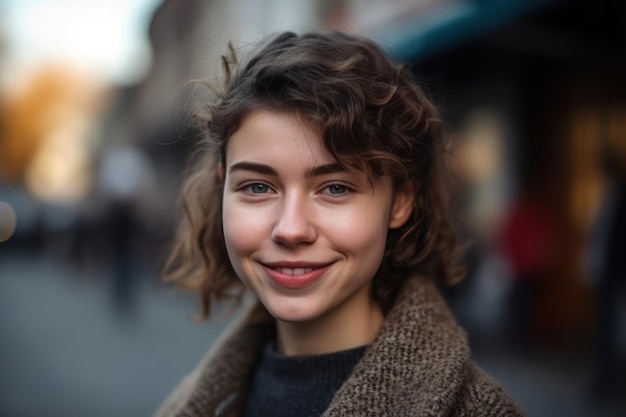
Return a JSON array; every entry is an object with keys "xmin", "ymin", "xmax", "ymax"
[{"xmin": 221, "ymin": 110, "xmax": 412, "ymax": 326}]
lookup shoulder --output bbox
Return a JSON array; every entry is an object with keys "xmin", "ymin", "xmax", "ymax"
[
  {"xmin": 452, "ymin": 362, "xmax": 526, "ymax": 417},
  {"xmin": 153, "ymin": 371, "xmax": 201, "ymax": 417},
  {"xmin": 153, "ymin": 304, "xmax": 275, "ymax": 417}
]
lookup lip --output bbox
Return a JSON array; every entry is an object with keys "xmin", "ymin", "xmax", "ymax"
[{"xmin": 260, "ymin": 262, "xmax": 332, "ymax": 289}]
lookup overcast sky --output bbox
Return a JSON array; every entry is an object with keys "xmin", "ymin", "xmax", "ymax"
[{"xmin": 2, "ymin": 0, "xmax": 163, "ymax": 86}]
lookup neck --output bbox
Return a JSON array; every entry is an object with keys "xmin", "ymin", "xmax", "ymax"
[{"xmin": 275, "ymin": 284, "xmax": 384, "ymax": 356}]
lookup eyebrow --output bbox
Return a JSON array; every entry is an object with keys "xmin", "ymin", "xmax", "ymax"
[
  {"xmin": 229, "ymin": 161, "xmax": 277, "ymax": 176},
  {"xmin": 228, "ymin": 161, "xmax": 345, "ymax": 178},
  {"xmin": 305, "ymin": 163, "xmax": 345, "ymax": 177}
]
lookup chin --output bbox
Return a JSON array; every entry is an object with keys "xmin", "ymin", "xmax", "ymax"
[{"xmin": 263, "ymin": 299, "xmax": 323, "ymax": 323}]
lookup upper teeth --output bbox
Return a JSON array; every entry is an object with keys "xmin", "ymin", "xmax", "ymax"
[{"xmin": 277, "ymin": 267, "xmax": 314, "ymax": 275}]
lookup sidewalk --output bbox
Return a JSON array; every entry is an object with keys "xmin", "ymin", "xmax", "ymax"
[{"xmin": 0, "ymin": 251, "xmax": 231, "ymax": 417}]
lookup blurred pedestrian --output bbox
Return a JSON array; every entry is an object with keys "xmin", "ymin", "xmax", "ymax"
[
  {"xmin": 587, "ymin": 152, "xmax": 626, "ymax": 401},
  {"xmin": 499, "ymin": 193, "xmax": 557, "ymax": 348},
  {"xmin": 99, "ymin": 145, "xmax": 150, "ymax": 315}
]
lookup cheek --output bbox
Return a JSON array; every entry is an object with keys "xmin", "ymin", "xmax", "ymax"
[
  {"xmin": 222, "ymin": 208, "xmax": 246, "ymax": 256},
  {"xmin": 324, "ymin": 203, "xmax": 390, "ymax": 259},
  {"xmin": 222, "ymin": 201, "xmax": 268, "ymax": 256}
]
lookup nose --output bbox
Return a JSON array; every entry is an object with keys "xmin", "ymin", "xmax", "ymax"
[{"xmin": 271, "ymin": 192, "xmax": 317, "ymax": 247}]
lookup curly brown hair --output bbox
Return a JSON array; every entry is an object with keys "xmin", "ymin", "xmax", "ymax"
[{"xmin": 163, "ymin": 31, "xmax": 464, "ymax": 319}]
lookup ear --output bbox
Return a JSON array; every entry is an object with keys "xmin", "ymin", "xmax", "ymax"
[
  {"xmin": 218, "ymin": 162, "xmax": 226, "ymax": 183},
  {"xmin": 388, "ymin": 182, "xmax": 415, "ymax": 229}
]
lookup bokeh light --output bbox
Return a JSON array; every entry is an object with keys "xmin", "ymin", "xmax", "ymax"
[{"xmin": 0, "ymin": 201, "xmax": 17, "ymax": 242}]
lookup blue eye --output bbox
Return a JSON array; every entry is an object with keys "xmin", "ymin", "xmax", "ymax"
[
  {"xmin": 325, "ymin": 184, "xmax": 349, "ymax": 195},
  {"xmin": 247, "ymin": 183, "xmax": 270, "ymax": 194}
]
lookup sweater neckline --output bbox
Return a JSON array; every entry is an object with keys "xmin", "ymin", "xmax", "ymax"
[
  {"xmin": 239, "ymin": 342, "xmax": 368, "ymax": 417},
  {"xmin": 261, "ymin": 342, "xmax": 368, "ymax": 378}
]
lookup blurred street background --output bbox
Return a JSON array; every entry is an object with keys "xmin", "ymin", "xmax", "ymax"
[{"xmin": 1, "ymin": 0, "xmax": 625, "ymax": 416}]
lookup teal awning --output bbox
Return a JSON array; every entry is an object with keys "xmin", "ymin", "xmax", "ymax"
[{"xmin": 374, "ymin": 0, "xmax": 565, "ymax": 61}]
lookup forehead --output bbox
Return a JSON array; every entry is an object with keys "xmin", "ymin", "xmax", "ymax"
[{"xmin": 226, "ymin": 109, "xmax": 332, "ymax": 165}]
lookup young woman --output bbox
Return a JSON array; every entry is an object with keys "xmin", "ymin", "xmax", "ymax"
[{"xmin": 156, "ymin": 31, "xmax": 524, "ymax": 417}]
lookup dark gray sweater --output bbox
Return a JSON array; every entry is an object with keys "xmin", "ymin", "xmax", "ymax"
[{"xmin": 240, "ymin": 343, "xmax": 366, "ymax": 417}]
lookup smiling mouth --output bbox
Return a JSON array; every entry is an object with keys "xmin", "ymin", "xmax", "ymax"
[
  {"xmin": 261, "ymin": 263, "xmax": 331, "ymax": 288},
  {"xmin": 272, "ymin": 267, "xmax": 315, "ymax": 275}
]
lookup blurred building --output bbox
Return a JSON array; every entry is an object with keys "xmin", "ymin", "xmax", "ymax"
[
  {"xmin": 2, "ymin": 0, "xmax": 624, "ymax": 345},
  {"xmin": 352, "ymin": 0, "xmax": 625, "ymax": 345},
  {"xmin": 92, "ymin": 0, "xmax": 626, "ymax": 346}
]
